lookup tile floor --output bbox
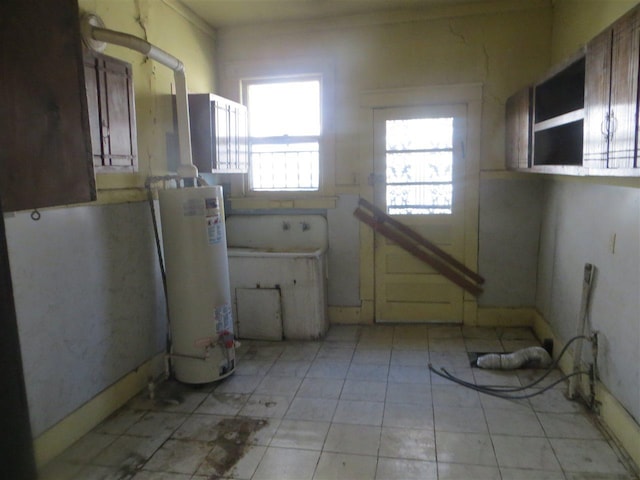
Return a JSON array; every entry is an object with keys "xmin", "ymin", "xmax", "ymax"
[{"xmin": 40, "ymin": 325, "xmax": 639, "ymax": 480}]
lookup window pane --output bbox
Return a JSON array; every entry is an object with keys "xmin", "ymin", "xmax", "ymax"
[
  {"xmin": 248, "ymin": 81, "xmax": 320, "ymax": 137},
  {"xmin": 386, "ymin": 152, "xmax": 452, "ymax": 183},
  {"xmin": 386, "ymin": 118, "xmax": 453, "ymax": 150},
  {"xmin": 387, "ymin": 184, "xmax": 452, "ymax": 215},
  {"xmin": 245, "ymin": 77, "xmax": 321, "ymax": 192},
  {"xmin": 251, "ymin": 142, "xmax": 319, "ymax": 191}
]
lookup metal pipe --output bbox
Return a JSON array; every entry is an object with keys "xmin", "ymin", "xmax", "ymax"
[
  {"xmin": 81, "ymin": 14, "xmax": 198, "ymax": 181},
  {"xmin": 569, "ymin": 263, "xmax": 596, "ymax": 399},
  {"xmin": 89, "ymin": 27, "xmax": 183, "ymax": 71},
  {"xmin": 589, "ymin": 331, "xmax": 599, "ymax": 411}
]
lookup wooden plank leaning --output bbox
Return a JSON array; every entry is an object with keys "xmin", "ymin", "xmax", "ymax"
[
  {"xmin": 354, "ymin": 207, "xmax": 483, "ymax": 296},
  {"xmin": 358, "ymin": 198, "xmax": 485, "ymax": 285}
]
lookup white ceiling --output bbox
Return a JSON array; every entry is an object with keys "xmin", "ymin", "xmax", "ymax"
[{"xmin": 178, "ymin": 0, "xmax": 493, "ymax": 28}]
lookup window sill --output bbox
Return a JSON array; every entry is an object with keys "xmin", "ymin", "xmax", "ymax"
[{"xmin": 229, "ymin": 196, "xmax": 337, "ymax": 210}]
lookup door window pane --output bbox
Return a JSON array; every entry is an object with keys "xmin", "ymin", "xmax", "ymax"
[
  {"xmin": 386, "ymin": 118, "xmax": 453, "ymax": 150},
  {"xmin": 386, "ymin": 152, "xmax": 452, "ymax": 183},
  {"xmin": 387, "ymin": 184, "xmax": 453, "ymax": 215},
  {"xmin": 385, "ymin": 117, "xmax": 454, "ymax": 215}
]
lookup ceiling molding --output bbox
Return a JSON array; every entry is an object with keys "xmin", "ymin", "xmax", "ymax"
[
  {"xmin": 212, "ymin": 0, "xmax": 550, "ymax": 38},
  {"xmin": 180, "ymin": 0, "xmax": 551, "ymax": 31}
]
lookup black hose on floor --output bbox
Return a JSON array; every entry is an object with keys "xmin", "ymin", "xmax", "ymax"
[{"xmin": 428, "ymin": 334, "xmax": 593, "ymax": 400}]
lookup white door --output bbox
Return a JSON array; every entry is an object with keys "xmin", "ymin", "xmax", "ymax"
[{"xmin": 373, "ymin": 105, "xmax": 471, "ymax": 323}]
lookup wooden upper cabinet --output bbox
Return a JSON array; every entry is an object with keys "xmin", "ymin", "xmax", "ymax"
[
  {"xmin": 0, "ymin": 0, "xmax": 95, "ymax": 212},
  {"xmin": 505, "ymin": 87, "xmax": 532, "ymax": 170},
  {"xmin": 584, "ymin": 5, "xmax": 640, "ymax": 170},
  {"xmin": 188, "ymin": 94, "xmax": 248, "ymax": 174},
  {"xmin": 84, "ymin": 50, "xmax": 138, "ymax": 172},
  {"xmin": 506, "ymin": 3, "xmax": 640, "ymax": 176}
]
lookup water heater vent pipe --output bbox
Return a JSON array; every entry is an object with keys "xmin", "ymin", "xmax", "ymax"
[{"xmin": 80, "ymin": 13, "xmax": 198, "ymax": 181}]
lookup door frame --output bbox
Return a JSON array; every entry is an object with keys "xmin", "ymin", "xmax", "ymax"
[
  {"xmin": 372, "ymin": 104, "xmax": 467, "ymax": 323},
  {"xmin": 359, "ymin": 84, "xmax": 482, "ymax": 325}
]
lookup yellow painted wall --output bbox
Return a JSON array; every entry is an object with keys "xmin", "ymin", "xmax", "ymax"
[
  {"xmin": 217, "ymin": 1, "xmax": 551, "ymax": 188},
  {"xmin": 551, "ymin": 0, "xmax": 638, "ymax": 63},
  {"xmin": 78, "ymin": 0, "xmax": 217, "ymax": 202}
]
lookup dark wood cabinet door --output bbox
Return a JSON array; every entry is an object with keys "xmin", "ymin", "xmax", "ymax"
[
  {"xmin": 584, "ymin": 4, "xmax": 640, "ymax": 171},
  {"xmin": 103, "ymin": 58, "xmax": 137, "ymax": 167},
  {"xmin": 0, "ymin": 0, "xmax": 95, "ymax": 212},
  {"xmin": 583, "ymin": 29, "xmax": 612, "ymax": 169},
  {"xmin": 85, "ymin": 51, "xmax": 138, "ymax": 171},
  {"xmin": 609, "ymin": 6, "xmax": 640, "ymax": 169},
  {"xmin": 505, "ymin": 87, "xmax": 532, "ymax": 170}
]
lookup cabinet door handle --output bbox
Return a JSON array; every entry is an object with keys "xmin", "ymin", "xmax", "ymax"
[
  {"xmin": 609, "ymin": 111, "xmax": 617, "ymax": 139},
  {"xmin": 101, "ymin": 118, "xmax": 110, "ymax": 139}
]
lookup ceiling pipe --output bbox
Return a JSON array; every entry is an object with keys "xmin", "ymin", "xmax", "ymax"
[{"xmin": 80, "ymin": 13, "xmax": 198, "ymax": 183}]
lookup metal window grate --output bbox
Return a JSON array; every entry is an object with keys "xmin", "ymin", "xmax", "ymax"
[
  {"xmin": 385, "ymin": 118, "xmax": 454, "ymax": 215},
  {"xmin": 250, "ymin": 143, "xmax": 319, "ymax": 191}
]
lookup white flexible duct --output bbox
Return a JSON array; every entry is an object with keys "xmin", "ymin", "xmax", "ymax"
[
  {"xmin": 476, "ymin": 346, "xmax": 552, "ymax": 370},
  {"xmin": 81, "ymin": 14, "xmax": 198, "ymax": 181}
]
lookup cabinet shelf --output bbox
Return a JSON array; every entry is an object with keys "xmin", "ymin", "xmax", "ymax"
[
  {"xmin": 533, "ymin": 109, "xmax": 584, "ymax": 132},
  {"xmin": 533, "ymin": 119, "xmax": 584, "ymax": 166}
]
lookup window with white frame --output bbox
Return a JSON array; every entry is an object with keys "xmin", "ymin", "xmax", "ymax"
[{"xmin": 244, "ymin": 77, "xmax": 321, "ymax": 191}]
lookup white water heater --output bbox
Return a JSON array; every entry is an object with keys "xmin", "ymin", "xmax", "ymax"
[{"xmin": 158, "ymin": 186, "xmax": 235, "ymax": 384}]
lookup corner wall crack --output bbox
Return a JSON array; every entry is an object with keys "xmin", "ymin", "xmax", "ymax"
[{"xmin": 448, "ymin": 23, "xmax": 467, "ymax": 44}]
